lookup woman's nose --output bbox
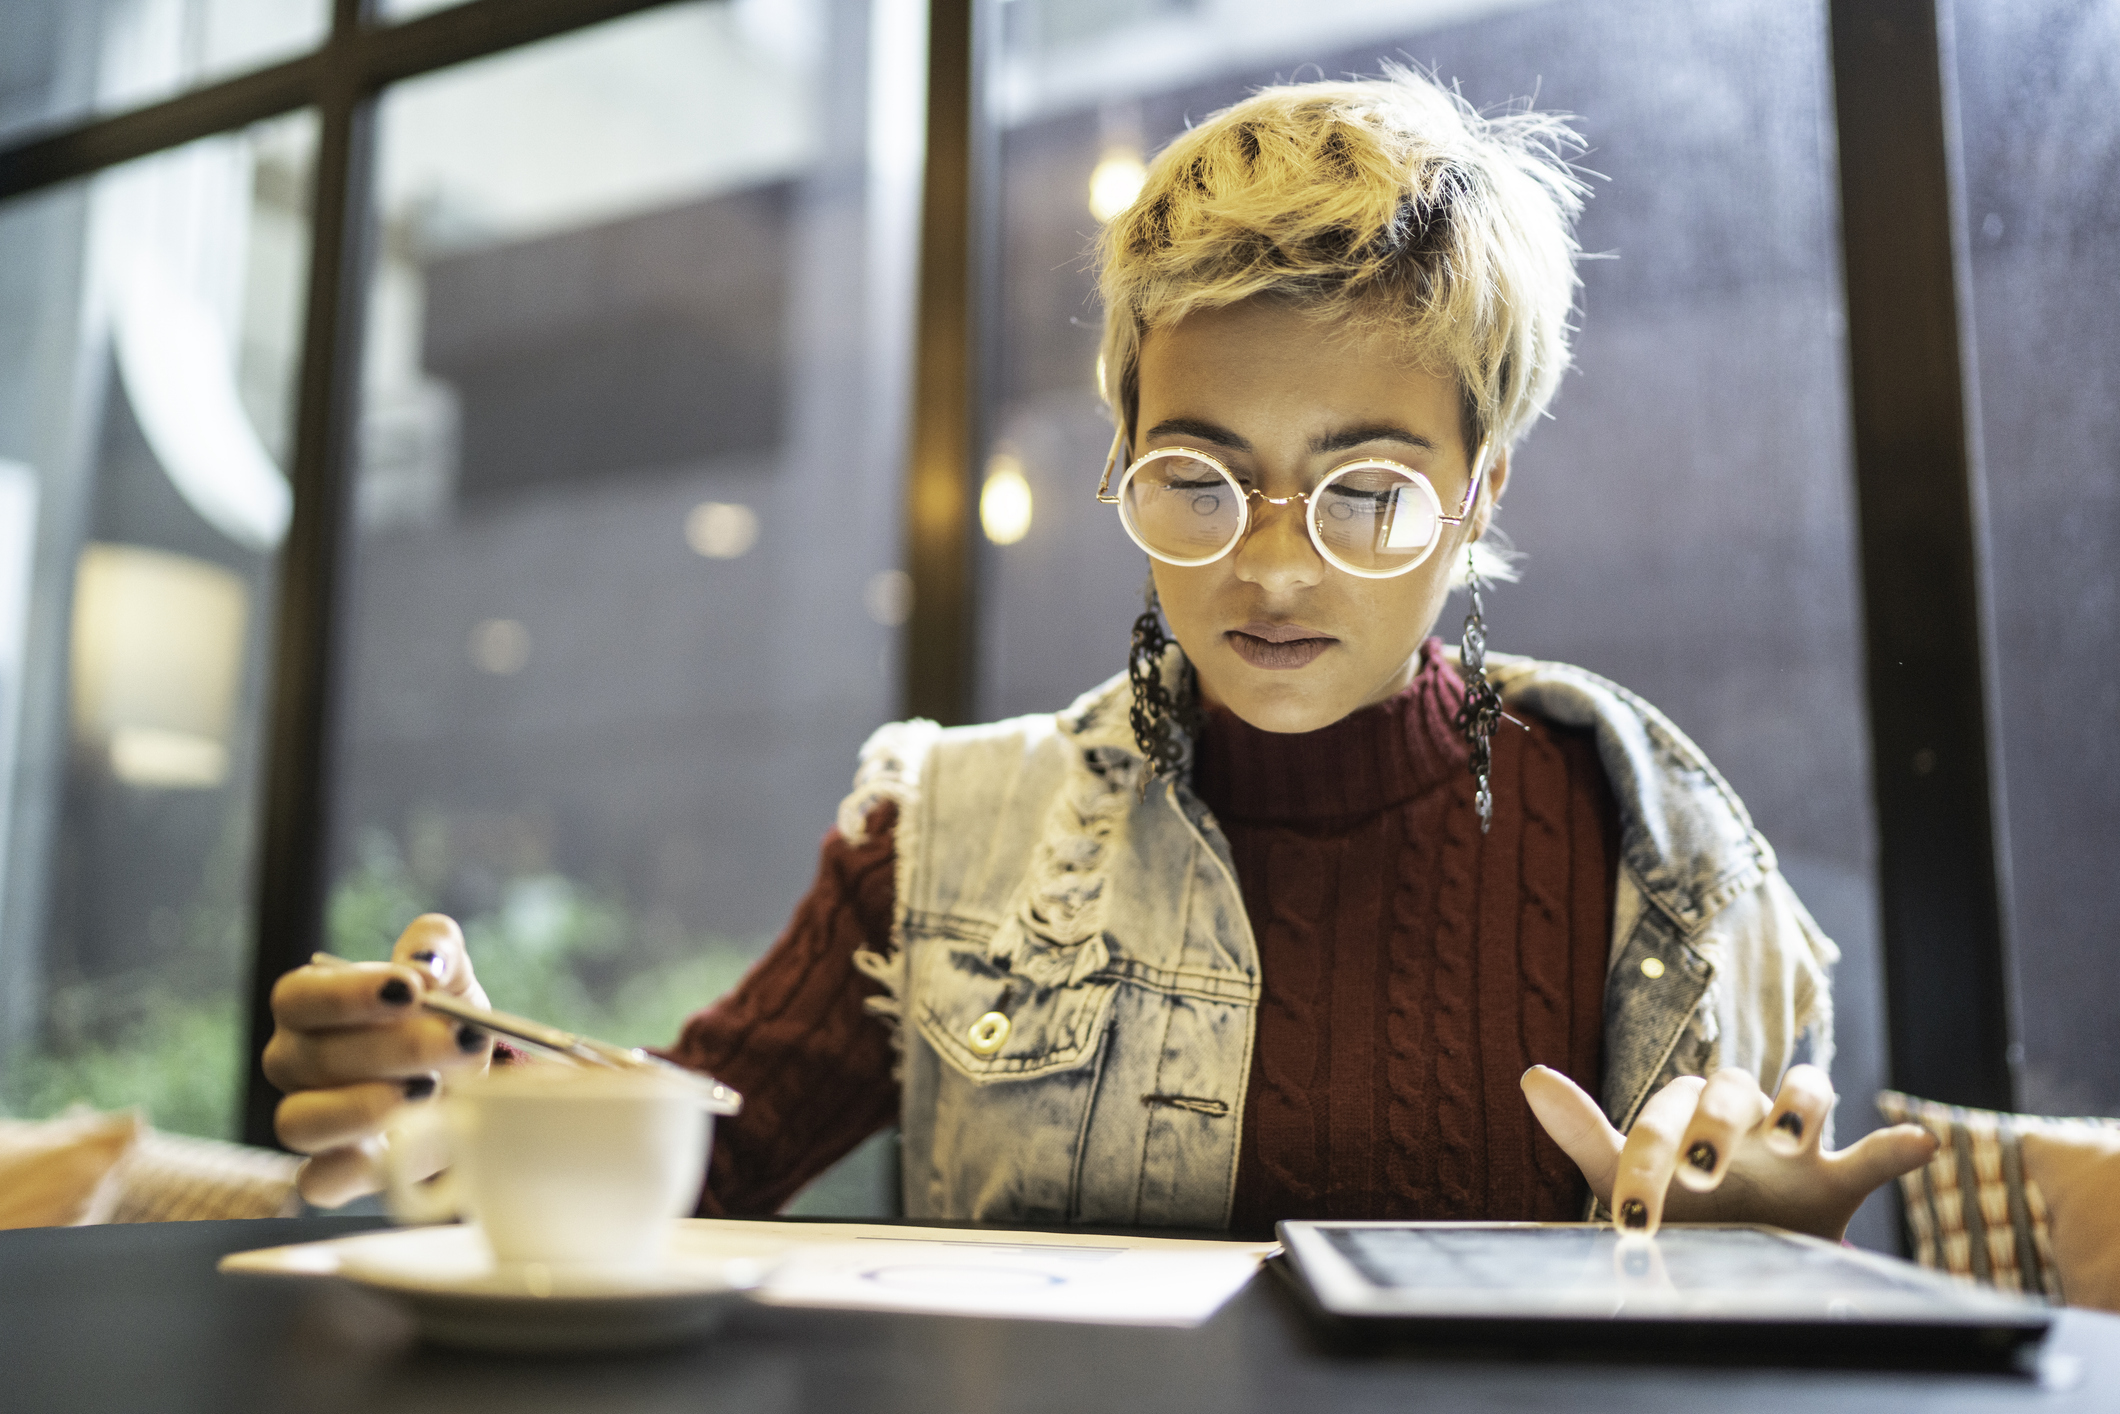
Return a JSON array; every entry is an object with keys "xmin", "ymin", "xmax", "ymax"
[{"xmin": 1231, "ymin": 494, "xmax": 1324, "ymax": 592}]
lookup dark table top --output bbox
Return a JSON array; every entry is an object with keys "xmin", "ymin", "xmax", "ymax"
[{"xmin": 3, "ymin": 1217, "xmax": 2116, "ymax": 1414}]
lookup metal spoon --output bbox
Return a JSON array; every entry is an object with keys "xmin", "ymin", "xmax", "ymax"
[{"xmin": 310, "ymin": 951, "xmax": 741, "ymax": 1114}]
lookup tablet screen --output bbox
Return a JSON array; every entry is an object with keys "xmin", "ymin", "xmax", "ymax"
[
  {"xmin": 1326, "ymin": 1225, "xmax": 1923, "ymax": 1296},
  {"xmin": 1281, "ymin": 1222, "xmax": 2053, "ymax": 1327}
]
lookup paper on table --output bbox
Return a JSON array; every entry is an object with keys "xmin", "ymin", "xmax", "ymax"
[
  {"xmin": 221, "ymin": 1218, "xmax": 1273, "ymax": 1328},
  {"xmin": 676, "ymin": 1220, "xmax": 1269, "ymax": 1326},
  {"xmin": 752, "ymin": 1243, "xmax": 1261, "ymax": 1325}
]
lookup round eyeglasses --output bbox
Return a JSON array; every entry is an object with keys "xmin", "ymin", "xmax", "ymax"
[{"xmin": 1094, "ymin": 429, "xmax": 1492, "ymax": 579}]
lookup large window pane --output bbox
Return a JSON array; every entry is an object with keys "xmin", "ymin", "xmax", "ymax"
[
  {"xmin": 0, "ymin": 111, "xmax": 315, "ymax": 1137},
  {"xmin": 983, "ymin": 0, "xmax": 1894, "ymax": 1246},
  {"xmin": 329, "ymin": 0, "xmax": 918, "ymax": 1213},
  {"xmin": 1951, "ymin": 0, "xmax": 2120, "ymax": 1115},
  {"xmin": 0, "ymin": 0, "xmax": 330, "ymax": 146}
]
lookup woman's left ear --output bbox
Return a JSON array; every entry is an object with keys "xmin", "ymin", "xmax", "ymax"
[{"xmin": 1469, "ymin": 447, "xmax": 1510, "ymax": 541}]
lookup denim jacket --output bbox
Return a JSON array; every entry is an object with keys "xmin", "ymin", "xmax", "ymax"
[{"xmin": 838, "ymin": 652, "xmax": 1838, "ymax": 1228}]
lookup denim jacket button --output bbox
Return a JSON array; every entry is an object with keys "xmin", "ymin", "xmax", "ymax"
[
  {"xmin": 967, "ymin": 1011, "xmax": 1011, "ymax": 1055},
  {"xmin": 1639, "ymin": 955, "xmax": 1666, "ymax": 980}
]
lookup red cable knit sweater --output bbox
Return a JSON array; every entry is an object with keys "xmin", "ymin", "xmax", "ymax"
[{"xmin": 663, "ymin": 640, "xmax": 1617, "ymax": 1231}]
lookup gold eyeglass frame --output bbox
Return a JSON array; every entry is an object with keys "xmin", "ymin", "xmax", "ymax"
[{"xmin": 1094, "ymin": 425, "xmax": 1493, "ymax": 579}]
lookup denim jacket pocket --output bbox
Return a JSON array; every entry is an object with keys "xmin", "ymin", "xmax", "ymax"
[
  {"xmin": 1604, "ymin": 912, "xmax": 1717, "ymax": 1128},
  {"xmin": 912, "ymin": 936, "xmax": 1119, "ymax": 1084}
]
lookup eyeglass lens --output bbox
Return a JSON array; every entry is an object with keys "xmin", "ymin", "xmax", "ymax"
[
  {"xmin": 1120, "ymin": 453, "xmax": 1244, "ymax": 565},
  {"xmin": 1312, "ymin": 465, "xmax": 1440, "ymax": 574}
]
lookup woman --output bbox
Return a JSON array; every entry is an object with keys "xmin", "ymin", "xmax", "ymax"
[{"xmin": 265, "ymin": 67, "xmax": 1935, "ymax": 1240}]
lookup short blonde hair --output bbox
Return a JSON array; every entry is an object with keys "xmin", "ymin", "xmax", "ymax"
[{"xmin": 1095, "ymin": 65, "xmax": 1586, "ymax": 582}]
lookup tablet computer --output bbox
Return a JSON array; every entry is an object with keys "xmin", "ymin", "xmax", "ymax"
[{"xmin": 1276, "ymin": 1221, "xmax": 2052, "ymax": 1371}]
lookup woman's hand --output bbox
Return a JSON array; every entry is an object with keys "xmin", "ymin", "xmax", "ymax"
[
  {"xmin": 262, "ymin": 914, "xmax": 495, "ymax": 1208},
  {"xmin": 1522, "ymin": 1063, "xmax": 1939, "ymax": 1240}
]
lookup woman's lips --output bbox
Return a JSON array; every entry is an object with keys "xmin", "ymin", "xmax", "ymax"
[{"xmin": 1226, "ymin": 622, "xmax": 1337, "ymax": 670}]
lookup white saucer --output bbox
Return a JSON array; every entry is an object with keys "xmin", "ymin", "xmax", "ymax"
[{"xmin": 332, "ymin": 1225, "xmax": 764, "ymax": 1353}]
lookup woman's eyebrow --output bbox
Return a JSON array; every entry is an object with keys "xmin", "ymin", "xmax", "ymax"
[
  {"xmin": 1144, "ymin": 416, "xmax": 1252, "ymax": 451},
  {"xmin": 1309, "ymin": 423, "xmax": 1438, "ymax": 454}
]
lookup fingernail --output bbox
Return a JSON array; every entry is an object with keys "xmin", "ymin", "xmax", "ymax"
[
  {"xmin": 456, "ymin": 1023, "xmax": 487, "ymax": 1054},
  {"xmin": 1775, "ymin": 1111, "xmax": 1804, "ymax": 1141},
  {"xmin": 1687, "ymin": 1141, "xmax": 1718, "ymax": 1173},
  {"xmin": 379, "ymin": 978, "xmax": 412, "ymax": 1006},
  {"xmin": 402, "ymin": 1074, "xmax": 437, "ymax": 1101},
  {"xmin": 1620, "ymin": 1198, "xmax": 1648, "ymax": 1230}
]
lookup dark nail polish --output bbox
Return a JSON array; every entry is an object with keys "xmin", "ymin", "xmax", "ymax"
[
  {"xmin": 402, "ymin": 1074, "xmax": 436, "ymax": 1101},
  {"xmin": 379, "ymin": 978, "xmax": 412, "ymax": 1006},
  {"xmin": 1687, "ymin": 1141, "xmax": 1718, "ymax": 1172},
  {"xmin": 1620, "ymin": 1198, "xmax": 1648, "ymax": 1230},
  {"xmin": 1776, "ymin": 1111, "xmax": 1804, "ymax": 1140},
  {"xmin": 456, "ymin": 1023, "xmax": 487, "ymax": 1053}
]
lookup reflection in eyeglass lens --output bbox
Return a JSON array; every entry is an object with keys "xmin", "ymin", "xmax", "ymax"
[
  {"xmin": 1124, "ymin": 455, "xmax": 1242, "ymax": 561},
  {"xmin": 1314, "ymin": 469, "xmax": 1438, "ymax": 571}
]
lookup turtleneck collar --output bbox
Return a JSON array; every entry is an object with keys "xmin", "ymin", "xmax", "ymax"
[{"xmin": 1191, "ymin": 637, "xmax": 1470, "ymax": 823}]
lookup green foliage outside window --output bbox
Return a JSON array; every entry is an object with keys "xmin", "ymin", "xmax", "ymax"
[{"xmin": 0, "ymin": 821, "xmax": 765, "ymax": 1140}]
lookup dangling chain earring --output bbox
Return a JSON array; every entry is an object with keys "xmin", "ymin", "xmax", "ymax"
[
  {"xmin": 1129, "ymin": 576, "xmax": 1198, "ymax": 791},
  {"xmin": 1453, "ymin": 545, "xmax": 1505, "ymax": 833}
]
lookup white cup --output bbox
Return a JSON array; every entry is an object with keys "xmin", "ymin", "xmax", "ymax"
[{"xmin": 384, "ymin": 1062, "xmax": 713, "ymax": 1273}]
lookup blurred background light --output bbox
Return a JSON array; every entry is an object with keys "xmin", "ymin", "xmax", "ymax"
[
  {"xmin": 685, "ymin": 501, "xmax": 760, "ymax": 559},
  {"xmin": 70, "ymin": 544, "xmax": 248, "ymax": 790},
  {"xmin": 980, "ymin": 454, "xmax": 1034, "ymax": 545},
  {"xmin": 864, "ymin": 569, "xmax": 913, "ymax": 626},
  {"xmin": 1086, "ymin": 149, "xmax": 1146, "ymax": 223},
  {"xmin": 109, "ymin": 729, "xmax": 227, "ymax": 789},
  {"xmin": 469, "ymin": 618, "xmax": 531, "ymax": 675}
]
